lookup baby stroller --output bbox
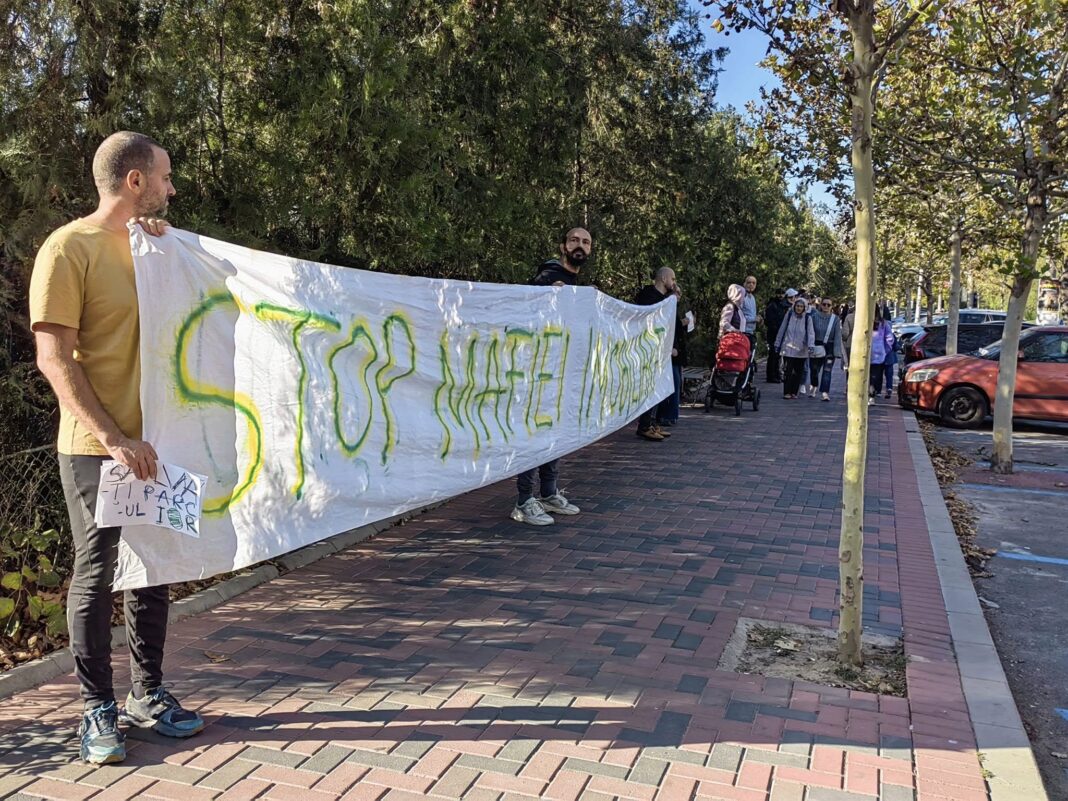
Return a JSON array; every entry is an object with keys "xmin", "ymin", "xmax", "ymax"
[{"xmin": 704, "ymin": 332, "xmax": 760, "ymax": 416}]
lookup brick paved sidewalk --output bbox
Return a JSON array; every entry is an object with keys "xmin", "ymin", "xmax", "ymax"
[{"xmin": 0, "ymin": 391, "xmax": 993, "ymax": 801}]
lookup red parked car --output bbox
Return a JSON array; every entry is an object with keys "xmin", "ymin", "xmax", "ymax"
[{"xmin": 898, "ymin": 326, "xmax": 1068, "ymax": 428}]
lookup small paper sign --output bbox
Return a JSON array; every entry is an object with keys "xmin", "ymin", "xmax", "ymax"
[
  {"xmin": 685, "ymin": 310, "xmax": 695, "ymax": 332},
  {"xmin": 94, "ymin": 461, "xmax": 207, "ymax": 538}
]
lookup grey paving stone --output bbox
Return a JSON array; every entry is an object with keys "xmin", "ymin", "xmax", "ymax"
[
  {"xmin": 725, "ymin": 701, "xmax": 758, "ymax": 722},
  {"xmin": 348, "ymin": 748, "xmax": 418, "ymax": 772},
  {"xmin": 237, "ymin": 745, "xmax": 307, "ymax": 769},
  {"xmin": 627, "ymin": 757, "xmax": 668, "ymax": 785},
  {"xmin": 879, "ymin": 784, "xmax": 916, "ymax": 801},
  {"xmin": 392, "ymin": 737, "xmax": 440, "ymax": 760},
  {"xmin": 814, "ymin": 734, "xmax": 879, "ymax": 757},
  {"xmin": 643, "ymin": 746, "xmax": 706, "ymax": 766},
  {"xmin": 561, "ymin": 757, "xmax": 629, "ymax": 779},
  {"xmin": 302, "ymin": 743, "xmax": 354, "ymax": 773},
  {"xmin": 707, "ymin": 743, "xmax": 745, "ymax": 772},
  {"xmin": 779, "ymin": 730, "xmax": 814, "ymax": 757},
  {"xmin": 878, "ymin": 734, "xmax": 913, "ymax": 762},
  {"xmin": 137, "ymin": 762, "xmax": 210, "ymax": 784},
  {"xmin": 743, "ymin": 748, "xmax": 809, "ymax": 768},
  {"xmin": 431, "ymin": 765, "xmax": 480, "ymax": 798},
  {"xmin": 495, "ymin": 738, "xmax": 541, "ymax": 764},
  {"xmin": 456, "ymin": 754, "xmax": 523, "ymax": 776},
  {"xmin": 196, "ymin": 758, "xmax": 257, "ymax": 791},
  {"xmin": 806, "ymin": 788, "xmax": 879, "ymax": 801}
]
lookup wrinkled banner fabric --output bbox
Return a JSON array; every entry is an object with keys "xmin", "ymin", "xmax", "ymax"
[{"xmin": 114, "ymin": 227, "xmax": 675, "ymax": 590}]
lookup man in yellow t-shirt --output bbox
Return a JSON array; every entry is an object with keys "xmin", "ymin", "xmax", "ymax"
[{"xmin": 30, "ymin": 131, "xmax": 204, "ymax": 764}]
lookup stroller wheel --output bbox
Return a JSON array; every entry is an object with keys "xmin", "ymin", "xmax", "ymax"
[
  {"xmin": 734, "ymin": 397, "xmax": 742, "ymax": 416},
  {"xmin": 753, "ymin": 389, "xmax": 761, "ymax": 411}
]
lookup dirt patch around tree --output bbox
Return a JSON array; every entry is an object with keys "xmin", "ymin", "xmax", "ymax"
[{"xmin": 719, "ymin": 618, "xmax": 907, "ymax": 697}]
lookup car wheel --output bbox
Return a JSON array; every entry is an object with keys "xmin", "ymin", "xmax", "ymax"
[{"xmin": 939, "ymin": 386, "xmax": 988, "ymax": 429}]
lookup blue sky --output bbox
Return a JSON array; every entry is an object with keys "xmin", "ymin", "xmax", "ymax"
[{"xmin": 688, "ymin": 6, "xmax": 838, "ymax": 211}]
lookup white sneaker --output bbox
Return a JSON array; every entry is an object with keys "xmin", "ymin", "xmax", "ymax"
[
  {"xmin": 821, "ymin": 392, "xmax": 830, "ymax": 401},
  {"xmin": 809, "ymin": 385, "xmax": 818, "ymax": 397},
  {"xmin": 540, "ymin": 492, "xmax": 580, "ymax": 515},
  {"xmin": 868, "ymin": 396, "xmax": 874, "ymax": 406},
  {"xmin": 510, "ymin": 498, "xmax": 554, "ymax": 526},
  {"xmin": 798, "ymin": 385, "xmax": 807, "ymax": 396}
]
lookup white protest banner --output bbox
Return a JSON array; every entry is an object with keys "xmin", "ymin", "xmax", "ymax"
[
  {"xmin": 114, "ymin": 227, "xmax": 675, "ymax": 590},
  {"xmin": 95, "ymin": 461, "xmax": 206, "ymax": 538}
]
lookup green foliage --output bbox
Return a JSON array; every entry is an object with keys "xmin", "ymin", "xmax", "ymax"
[{"xmin": 0, "ymin": 522, "xmax": 67, "ymax": 641}]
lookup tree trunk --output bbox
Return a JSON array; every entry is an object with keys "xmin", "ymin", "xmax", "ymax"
[
  {"xmin": 946, "ymin": 225, "xmax": 962, "ymax": 356},
  {"xmin": 991, "ymin": 194, "xmax": 1046, "ymax": 474},
  {"xmin": 838, "ymin": 12, "xmax": 877, "ymax": 668},
  {"xmin": 913, "ymin": 274, "xmax": 922, "ymax": 321}
]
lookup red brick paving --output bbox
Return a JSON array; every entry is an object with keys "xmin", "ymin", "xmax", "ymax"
[{"xmin": 0, "ymin": 393, "xmax": 990, "ymax": 800}]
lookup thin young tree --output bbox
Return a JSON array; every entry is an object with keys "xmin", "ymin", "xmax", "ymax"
[{"xmin": 706, "ymin": 0, "xmax": 940, "ymax": 665}]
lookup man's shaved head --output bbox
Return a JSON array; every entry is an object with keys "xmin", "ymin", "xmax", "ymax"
[{"xmin": 92, "ymin": 131, "xmax": 163, "ymax": 196}]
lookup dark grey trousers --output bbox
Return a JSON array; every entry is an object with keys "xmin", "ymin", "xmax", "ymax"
[
  {"xmin": 59, "ymin": 454, "xmax": 170, "ymax": 709},
  {"xmin": 515, "ymin": 460, "xmax": 559, "ymax": 504}
]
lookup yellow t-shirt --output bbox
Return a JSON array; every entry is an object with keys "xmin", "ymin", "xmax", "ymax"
[{"xmin": 29, "ymin": 219, "xmax": 142, "ymax": 456}]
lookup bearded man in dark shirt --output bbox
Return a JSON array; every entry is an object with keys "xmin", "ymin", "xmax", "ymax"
[{"xmin": 510, "ymin": 227, "xmax": 591, "ymax": 526}]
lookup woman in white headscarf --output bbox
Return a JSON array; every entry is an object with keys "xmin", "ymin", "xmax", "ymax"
[{"xmin": 719, "ymin": 284, "xmax": 747, "ymax": 336}]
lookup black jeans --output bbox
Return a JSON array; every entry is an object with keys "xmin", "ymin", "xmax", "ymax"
[
  {"xmin": 516, "ymin": 459, "xmax": 559, "ymax": 504},
  {"xmin": 783, "ymin": 357, "xmax": 806, "ymax": 396},
  {"xmin": 808, "ymin": 356, "xmax": 828, "ymax": 390},
  {"xmin": 60, "ymin": 454, "xmax": 170, "ymax": 709},
  {"xmin": 766, "ymin": 348, "xmax": 781, "ymax": 382}
]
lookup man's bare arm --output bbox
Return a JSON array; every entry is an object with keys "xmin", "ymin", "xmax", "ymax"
[{"xmin": 34, "ymin": 323, "xmax": 158, "ymax": 480}]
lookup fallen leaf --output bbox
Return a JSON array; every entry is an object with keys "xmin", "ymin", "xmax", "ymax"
[{"xmin": 204, "ymin": 651, "xmax": 231, "ymax": 663}]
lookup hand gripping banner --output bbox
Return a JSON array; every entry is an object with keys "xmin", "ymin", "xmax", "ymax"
[{"xmin": 114, "ymin": 227, "xmax": 675, "ymax": 590}]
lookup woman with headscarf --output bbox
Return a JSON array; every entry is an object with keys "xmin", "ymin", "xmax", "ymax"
[
  {"xmin": 775, "ymin": 297, "xmax": 816, "ymax": 399},
  {"xmin": 719, "ymin": 283, "xmax": 747, "ymax": 336}
]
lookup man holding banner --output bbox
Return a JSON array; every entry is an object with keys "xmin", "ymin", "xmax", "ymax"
[
  {"xmin": 510, "ymin": 227, "xmax": 591, "ymax": 526},
  {"xmin": 634, "ymin": 267, "xmax": 678, "ymax": 441},
  {"xmin": 30, "ymin": 131, "xmax": 205, "ymax": 764}
]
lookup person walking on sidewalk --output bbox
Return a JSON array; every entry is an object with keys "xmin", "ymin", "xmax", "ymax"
[
  {"xmin": 868, "ymin": 313, "xmax": 897, "ymax": 404},
  {"xmin": 808, "ymin": 298, "xmax": 846, "ymax": 401},
  {"xmin": 657, "ymin": 284, "xmax": 688, "ymax": 428},
  {"xmin": 775, "ymin": 297, "xmax": 815, "ymax": 399},
  {"xmin": 764, "ymin": 288, "xmax": 791, "ymax": 383},
  {"xmin": 30, "ymin": 131, "xmax": 205, "ymax": 765},
  {"xmin": 741, "ymin": 275, "xmax": 760, "ymax": 350},
  {"xmin": 510, "ymin": 227, "xmax": 589, "ymax": 526},
  {"xmin": 635, "ymin": 267, "xmax": 677, "ymax": 442}
]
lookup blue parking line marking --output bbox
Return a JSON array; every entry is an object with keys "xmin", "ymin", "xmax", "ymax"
[
  {"xmin": 997, "ymin": 552, "xmax": 1068, "ymax": 567},
  {"xmin": 959, "ymin": 483, "xmax": 1068, "ymax": 498}
]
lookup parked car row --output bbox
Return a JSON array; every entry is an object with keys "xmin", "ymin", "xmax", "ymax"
[
  {"xmin": 903, "ymin": 322, "xmax": 1034, "ymax": 367},
  {"xmin": 898, "ymin": 326, "xmax": 1068, "ymax": 427}
]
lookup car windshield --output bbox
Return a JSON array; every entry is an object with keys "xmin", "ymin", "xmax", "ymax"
[{"xmin": 977, "ymin": 328, "xmax": 1039, "ymax": 359}]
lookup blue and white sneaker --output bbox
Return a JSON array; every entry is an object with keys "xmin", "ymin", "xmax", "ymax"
[
  {"xmin": 121, "ymin": 687, "xmax": 204, "ymax": 738},
  {"xmin": 79, "ymin": 702, "xmax": 126, "ymax": 764}
]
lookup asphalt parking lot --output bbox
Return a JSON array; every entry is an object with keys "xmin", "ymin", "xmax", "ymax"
[{"xmin": 924, "ymin": 415, "xmax": 1068, "ymax": 798}]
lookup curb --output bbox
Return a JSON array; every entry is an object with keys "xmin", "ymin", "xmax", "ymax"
[
  {"xmin": 902, "ymin": 413, "xmax": 1048, "ymax": 801},
  {"xmin": 0, "ymin": 506, "xmax": 435, "ymax": 702}
]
